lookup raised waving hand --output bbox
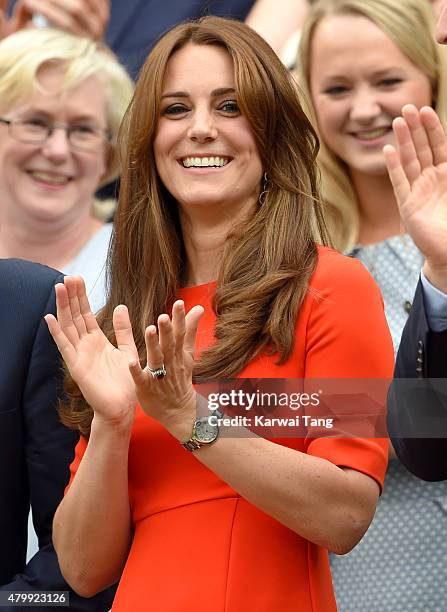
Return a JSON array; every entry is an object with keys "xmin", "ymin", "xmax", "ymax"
[{"xmin": 384, "ymin": 104, "xmax": 447, "ymax": 292}]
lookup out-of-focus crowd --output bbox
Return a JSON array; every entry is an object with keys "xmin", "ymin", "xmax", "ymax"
[{"xmin": 0, "ymin": 1, "xmax": 446, "ymax": 611}]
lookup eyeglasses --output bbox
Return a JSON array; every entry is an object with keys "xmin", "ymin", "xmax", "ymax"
[{"xmin": 0, "ymin": 117, "xmax": 111, "ymax": 151}]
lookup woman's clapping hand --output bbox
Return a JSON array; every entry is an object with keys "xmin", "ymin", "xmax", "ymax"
[
  {"xmin": 45, "ymin": 276, "xmax": 204, "ymax": 434},
  {"xmin": 128, "ymin": 300, "xmax": 204, "ymax": 434},
  {"xmin": 45, "ymin": 276, "xmax": 138, "ymax": 431}
]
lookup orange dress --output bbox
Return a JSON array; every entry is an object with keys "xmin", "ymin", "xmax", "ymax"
[{"xmin": 68, "ymin": 247, "xmax": 394, "ymax": 611}]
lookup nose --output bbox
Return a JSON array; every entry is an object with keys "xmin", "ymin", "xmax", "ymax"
[
  {"xmin": 349, "ymin": 86, "xmax": 381, "ymax": 124},
  {"xmin": 41, "ymin": 126, "xmax": 71, "ymax": 161},
  {"xmin": 187, "ymin": 107, "xmax": 218, "ymax": 142},
  {"xmin": 436, "ymin": 3, "xmax": 447, "ymax": 44}
]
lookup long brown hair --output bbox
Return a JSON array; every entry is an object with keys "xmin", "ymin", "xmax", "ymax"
[{"xmin": 61, "ymin": 16, "xmax": 329, "ymax": 436}]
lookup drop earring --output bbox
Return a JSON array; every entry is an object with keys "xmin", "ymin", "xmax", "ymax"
[{"xmin": 259, "ymin": 172, "xmax": 269, "ymax": 205}]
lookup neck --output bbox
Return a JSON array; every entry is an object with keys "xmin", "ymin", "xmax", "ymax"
[
  {"xmin": 351, "ymin": 170, "xmax": 404, "ymax": 245},
  {"xmin": 179, "ymin": 199, "xmax": 255, "ymax": 286},
  {"xmin": 0, "ymin": 208, "xmax": 103, "ymax": 270}
]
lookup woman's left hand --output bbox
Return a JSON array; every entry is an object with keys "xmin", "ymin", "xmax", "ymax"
[
  {"xmin": 384, "ymin": 104, "xmax": 447, "ymax": 292},
  {"xmin": 128, "ymin": 300, "xmax": 204, "ymax": 433}
]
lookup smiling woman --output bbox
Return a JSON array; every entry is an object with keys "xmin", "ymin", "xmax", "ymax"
[
  {"xmin": 296, "ymin": 0, "xmax": 447, "ymax": 609},
  {"xmin": 0, "ymin": 28, "xmax": 133, "ymax": 312},
  {"xmin": 154, "ymin": 43, "xmax": 263, "ymax": 230},
  {"xmin": 47, "ymin": 15, "xmax": 393, "ymax": 612},
  {"xmin": 297, "ymin": 0, "xmax": 447, "ymax": 251}
]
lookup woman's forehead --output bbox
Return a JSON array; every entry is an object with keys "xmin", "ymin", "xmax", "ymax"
[{"xmin": 162, "ymin": 44, "xmax": 235, "ymax": 93}]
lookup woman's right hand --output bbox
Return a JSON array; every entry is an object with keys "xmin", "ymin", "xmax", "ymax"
[{"xmin": 45, "ymin": 276, "xmax": 138, "ymax": 431}]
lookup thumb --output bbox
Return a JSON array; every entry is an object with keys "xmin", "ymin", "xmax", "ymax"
[
  {"xmin": 184, "ymin": 305, "xmax": 205, "ymax": 357},
  {"xmin": 128, "ymin": 359, "xmax": 147, "ymax": 389},
  {"xmin": 113, "ymin": 305, "xmax": 139, "ymax": 360}
]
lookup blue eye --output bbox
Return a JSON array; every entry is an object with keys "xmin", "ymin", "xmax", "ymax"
[{"xmin": 219, "ymin": 101, "xmax": 240, "ymax": 114}]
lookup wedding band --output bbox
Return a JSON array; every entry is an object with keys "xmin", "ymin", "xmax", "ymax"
[{"xmin": 145, "ymin": 364, "xmax": 167, "ymax": 379}]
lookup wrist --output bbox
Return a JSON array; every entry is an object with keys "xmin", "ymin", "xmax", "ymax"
[
  {"xmin": 423, "ymin": 261, "xmax": 447, "ymax": 294},
  {"xmin": 161, "ymin": 392, "xmax": 197, "ymax": 442},
  {"xmin": 91, "ymin": 411, "xmax": 134, "ymax": 440}
]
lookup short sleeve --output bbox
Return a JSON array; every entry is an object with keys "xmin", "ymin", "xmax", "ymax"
[{"xmin": 304, "ymin": 250, "xmax": 394, "ymax": 490}]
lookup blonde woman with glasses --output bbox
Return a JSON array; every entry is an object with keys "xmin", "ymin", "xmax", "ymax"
[{"xmin": 0, "ymin": 28, "xmax": 133, "ymax": 312}]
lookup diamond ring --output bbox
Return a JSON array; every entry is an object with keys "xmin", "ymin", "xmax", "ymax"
[{"xmin": 145, "ymin": 364, "xmax": 167, "ymax": 379}]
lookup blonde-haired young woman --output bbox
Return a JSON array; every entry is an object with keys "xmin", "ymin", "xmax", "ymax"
[
  {"xmin": 297, "ymin": 0, "xmax": 447, "ymax": 608},
  {"xmin": 0, "ymin": 28, "xmax": 133, "ymax": 312},
  {"xmin": 299, "ymin": 0, "xmax": 447, "ymax": 253}
]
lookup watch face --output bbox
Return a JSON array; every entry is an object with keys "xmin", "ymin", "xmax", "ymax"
[{"xmin": 193, "ymin": 416, "xmax": 219, "ymax": 444}]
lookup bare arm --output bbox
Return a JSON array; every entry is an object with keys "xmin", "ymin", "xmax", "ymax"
[
  {"xmin": 169, "ymin": 425, "xmax": 379, "ymax": 554},
  {"xmin": 49, "ymin": 270, "xmax": 385, "ymax": 600},
  {"xmin": 52, "ymin": 423, "xmax": 132, "ymax": 598},
  {"xmin": 46, "ymin": 278, "xmax": 137, "ymax": 597},
  {"xmin": 245, "ymin": 0, "xmax": 310, "ymax": 55},
  {"xmin": 129, "ymin": 296, "xmax": 384, "ymax": 556}
]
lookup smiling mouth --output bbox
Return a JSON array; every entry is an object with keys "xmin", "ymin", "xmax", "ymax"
[
  {"xmin": 181, "ymin": 156, "xmax": 231, "ymax": 168},
  {"xmin": 353, "ymin": 128, "xmax": 391, "ymax": 141},
  {"xmin": 27, "ymin": 170, "xmax": 72, "ymax": 185}
]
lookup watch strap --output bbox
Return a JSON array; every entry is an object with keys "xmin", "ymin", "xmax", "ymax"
[{"xmin": 182, "ymin": 437, "xmax": 202, "ymax": 452}]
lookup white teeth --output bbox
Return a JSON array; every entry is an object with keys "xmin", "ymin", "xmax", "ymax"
[
  {"xmin": 29, "ymin": 171, "xmax": 70, "ymax": 185},
  {"xmin": 182, "ymin": 156, "xmax": 229, "ymax": 168},
  {"xmin": 356, "ymin": 128, "xmax": 389, "ymax": 140}
]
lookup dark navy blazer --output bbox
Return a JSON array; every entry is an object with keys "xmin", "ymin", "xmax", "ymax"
[
  {"xmin": 106, "ymin": 0, "xmax": 255, "ymax": 78},
  {"xmin": 0, "ymin": 259, "xmax": 115, "ymax": 611},
  {"xmin": 388, "ymin": 280, "xmax": 447, "ymax": 481}
]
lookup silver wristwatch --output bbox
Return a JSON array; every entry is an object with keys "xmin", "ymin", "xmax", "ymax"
[{"xmin": 181, "ymin": 409, "xmax": 223, "ymax": 452}]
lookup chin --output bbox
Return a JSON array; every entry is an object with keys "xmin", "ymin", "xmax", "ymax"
[
  {"xmin": 178, "ymin": 193, "xmax": 226, "ymax": 208},
  {"xmin": 350, "ymin": 161, "xmax": 389, "ymax": 178},
  {"xmin": 25, "ymin": 202, "xmax": 72, "ymax": 223}
]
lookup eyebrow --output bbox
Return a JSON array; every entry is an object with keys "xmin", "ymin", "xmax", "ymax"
[
  {"xmin": 161, "ymin": 87, "xmax": 236, "ymax": 99},
  {"xmin": 371, "ymin": 68, "xmax": 405, "ymax": 78},
  {"xmin": 321, "ymin": 67, "xmax": 405, "ymax": 82}
]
